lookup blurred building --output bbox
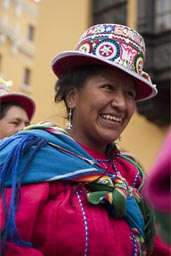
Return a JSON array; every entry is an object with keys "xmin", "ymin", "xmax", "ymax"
[
  {"xmin": 0, "ymin": 0, "xmax": 170, "ymax": 171},
  {"xmin": 0, "ymin": 0, "xmax": 91, "ymax": 126},
  {"xmin": 0, "ymin": 0, "xmax": 38, "ymax": 92}
]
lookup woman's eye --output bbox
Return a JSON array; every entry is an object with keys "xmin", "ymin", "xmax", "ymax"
[
  {"xmin": 126, "ymin": 91, "xmax": 136, "ymax": 98},
  {"xmin": 11, "ymin": 122, "xmax": 19, "ymax": 126},
  {"xmin": 102, "ymin": 84, "xmax": 113, "ymax": 90}
]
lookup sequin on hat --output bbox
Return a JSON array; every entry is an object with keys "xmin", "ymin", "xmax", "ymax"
[{"xmin": 51, "ymin": 24, "xmax": 157, "ymax": 101}]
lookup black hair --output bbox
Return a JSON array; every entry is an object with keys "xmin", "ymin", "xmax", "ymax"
[
  {"xmin": 0, "ymin": 101, "xmax": 26, "ymax": 119},
  {"xmin": 54, "ymin": 65, "xmax": 110, "ymax": 110},
  {"xmin": 54, "ymin": 65, "xmax": 117, "ymax": 158}
]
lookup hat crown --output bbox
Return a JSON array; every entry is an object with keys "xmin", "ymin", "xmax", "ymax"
[
  {"xmin": 51, "ymin": 23, "xmax": 158, "ymax": 101},
  {"xmin": 75, "ymin": 23, "xmax": 147, "ymax": 78}
]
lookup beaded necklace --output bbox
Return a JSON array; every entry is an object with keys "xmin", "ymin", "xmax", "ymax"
[{"xmin": 95, "ymin": 158, "xmax": 112, "ymax": 170}]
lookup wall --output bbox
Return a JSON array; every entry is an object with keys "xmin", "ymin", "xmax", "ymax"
[
  {"xmin": 33, "ymin": 0, "xmax": 91, "ymax": 126},
  {"xmin": 119, "ymin": 111, "xmax": 169, "ymax": 171}
]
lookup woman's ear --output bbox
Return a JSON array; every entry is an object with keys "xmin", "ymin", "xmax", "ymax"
[{"xmin": 66, "ymin": 88, "xmax": 78, "ymax": 108}]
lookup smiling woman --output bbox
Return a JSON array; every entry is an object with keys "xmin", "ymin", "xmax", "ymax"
[
  {"xmin": 0, "ymin": 24, "xmax": 170, "ymax": 256},
  {"xmin": 55, "ymin": 66, "xmax": 136, "ymax": 153}
]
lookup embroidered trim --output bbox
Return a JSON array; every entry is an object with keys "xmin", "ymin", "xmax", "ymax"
[{"xmin": 76, "ymin": 192, "xmax": 89, "ymax": 256}]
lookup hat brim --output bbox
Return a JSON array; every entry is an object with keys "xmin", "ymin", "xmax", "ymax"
[
  {"xmin": 0, "ymin": 93, "xmax": 35, "ymax": 120},
  {"xmin": 51, "ymin": 51, "xmax": 157, "ymax": 102}
]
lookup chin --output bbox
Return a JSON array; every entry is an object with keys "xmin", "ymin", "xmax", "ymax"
[{"xmin": 99, "ymin": 135, "xmax": 119, "ymax": 144}]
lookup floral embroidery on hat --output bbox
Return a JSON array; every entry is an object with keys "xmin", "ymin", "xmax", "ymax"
[
  {"xmin": 77, "ymin": 24, "xmax": 145, "ymax": 74},
  {"xmin": 93, "ymin": 39, "xmax": 120, "ymax": 61}
]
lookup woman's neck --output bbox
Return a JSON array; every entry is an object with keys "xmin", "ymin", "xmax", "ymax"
[{"xmin": 77, "ymin": 141, "xmax": 108, "ymax": 160}]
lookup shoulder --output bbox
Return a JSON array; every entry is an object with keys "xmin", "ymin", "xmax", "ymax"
[{"xmin": 116, "ymin": 149, "xmax": 143, "ymax": 171}]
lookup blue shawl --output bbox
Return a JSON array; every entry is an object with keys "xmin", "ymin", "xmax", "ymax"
[{"xmin": 0, "ymin": 127, "xmax": 105, "ymax": 186}]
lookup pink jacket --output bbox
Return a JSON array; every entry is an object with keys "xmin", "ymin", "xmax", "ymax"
[{"xmin": 1, "ymin": 148, "xmax": 170, "ymax": 256}]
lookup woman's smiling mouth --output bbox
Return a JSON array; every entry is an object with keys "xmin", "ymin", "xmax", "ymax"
[{"xmin": 100, "ymin": 114, "xmax": 123, "ymax": 123}]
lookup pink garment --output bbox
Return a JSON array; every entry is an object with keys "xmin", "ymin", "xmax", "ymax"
[
  {"xmin": 144, "ymin": 129, "xmax": 171, "ymax": 212},
  {"xmin": 1, "ymin": 147, "xmax": 170, "ymax": 255}
]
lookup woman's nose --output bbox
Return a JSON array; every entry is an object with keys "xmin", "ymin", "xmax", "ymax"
[
  {"xmin": 17, "ymin": 123, "xmax": 26, "ymax": 131},
  {"xmin": 111, "ymin": 91, "xmax": 127, "ymax": 111}
]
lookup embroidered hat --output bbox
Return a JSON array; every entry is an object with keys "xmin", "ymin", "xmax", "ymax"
[
  {"xmin": 0, "ymin": 77, "xmax": 35, "ymax": 121},
  {"xmin": 51, "ymin": 23, "xmax": 157, "ymax": 101}
]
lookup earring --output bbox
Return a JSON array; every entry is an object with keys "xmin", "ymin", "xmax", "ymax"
[{"xmin": 66, "ymin": 108, "xmax": 72, "ymax": 129}]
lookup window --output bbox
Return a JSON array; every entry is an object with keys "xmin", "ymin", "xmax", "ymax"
[
  {"xmin": 92, "ymin": 0, "xmax": 127, "ymax": 26},
  {"xmin": 155, "ymin": 0, "xmax": 171, "ymax": 32},
  {"xmin": 23, "ymin": 68, "xmax": 31, "ymax": 86},
  {"xmin": 22, "ymin": 68, "xmax": 32, "ymax": 92},
  {"xmin": 137, "ymin": 0, "xmax": 171, "ymax": 126},
  {"xmin": 27, "ymin": 25, "xmax": 35, "ymax": 41}
]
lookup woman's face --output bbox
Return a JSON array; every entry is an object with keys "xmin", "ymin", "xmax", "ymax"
[
  {"xmin": 67, "ymin": 68, "xmax": 136, "ymax": 152},
  {"xmin": 0, "ymin": 105, "xmax": 30, "ymax": 140}
]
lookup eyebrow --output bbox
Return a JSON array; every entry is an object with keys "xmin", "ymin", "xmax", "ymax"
[
  {"xmin": 10, "ymin": 118, "xmax": 29, "ymax": 124},
  {"xmin": 10, "ymin": 118, "xmax": 22, "ymax": 122}
]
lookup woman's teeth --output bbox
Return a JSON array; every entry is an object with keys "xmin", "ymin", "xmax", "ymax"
[{"xmin": 101, "ymin": 114, "xmax": 122, "ymax": 122}]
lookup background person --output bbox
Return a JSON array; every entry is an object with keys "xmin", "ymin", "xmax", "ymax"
[
  {"xmin": 0, "ymin": 77, "xmax": 36, "ymax": 139},
  {"xmin": 143, "ymin": 128, "xmax": 171, "ymax": 246},
  {"xmin": 0, "ymin": 24, "xmax": 170, "ymax": 256}
]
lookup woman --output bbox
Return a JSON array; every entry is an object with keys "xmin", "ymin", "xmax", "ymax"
[
  {"xmin": 0, "ymin": 24, "xmax": 170, "ymax": 256},
  {"xmin": 0, "ymin": 77, "xmax": 35, "ymax": 139}
]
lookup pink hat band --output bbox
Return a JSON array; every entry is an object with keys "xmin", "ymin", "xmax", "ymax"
[{"xmin": 0, "ymin": 78, "xmax": 35, "ymax": 121}]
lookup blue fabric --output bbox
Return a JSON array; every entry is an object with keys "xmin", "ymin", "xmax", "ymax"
[
  {"xmin": 126, "ymin": 196, "xmax": 145, "ymax": 237},
  {"xmin": 0, "ymin": 129, "xmax": 105, "ymax": 187}
]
